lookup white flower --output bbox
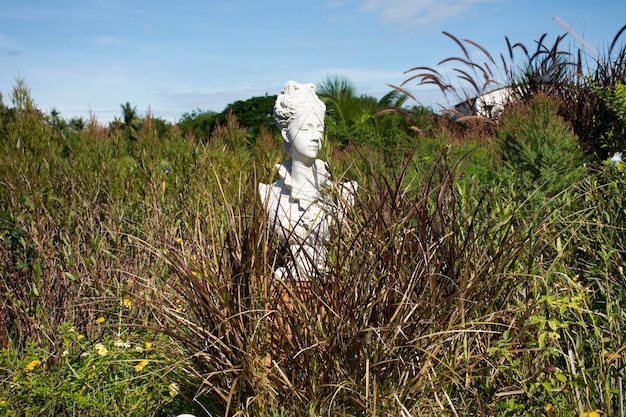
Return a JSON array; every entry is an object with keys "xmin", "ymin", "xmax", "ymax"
[
  {"xmin": 113, "ymin": 339, "xmax": 131, "ymax": 348},
  {"xmin": 610, "ymin": 151, "xmax": 623, "ymax": 166},
  {"xmin": 95, "ymin": 343, "xmax": 108, "ymax": 356}
]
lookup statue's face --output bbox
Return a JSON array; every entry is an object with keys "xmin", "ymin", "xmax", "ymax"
[{"xmin": 284, "ymin": 111, "xmax": 324, "ymax": 162}]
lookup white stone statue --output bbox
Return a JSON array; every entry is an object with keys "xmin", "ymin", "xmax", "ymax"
[{"xmin": 258, "ymin": 81, "xmax": 357, "ymax": 280}]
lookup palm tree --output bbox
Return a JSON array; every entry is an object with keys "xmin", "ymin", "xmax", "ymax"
[
  {"xmin": 316, "ymin": 75, "xmax": 363, "ymax": 129},
  {"xmin": 317, "ymin": 75, "xmax": 420, "ymax": 147},
  {"xmin": 48, "ymin": 107, "xmax": 65, "ymax": 130},
  {"xmin": 120, "ymin": 102, "xmax": 140, "ymax": 139}
]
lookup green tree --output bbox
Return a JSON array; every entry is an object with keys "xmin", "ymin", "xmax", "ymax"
[
  {"xmin": 178, "ymin": 109, "xmax": 218, "ymax": 141},
  {"xmin": 119, "ymin": 102, "xmax": 140, "ymax": 140},
  {"xmin": 317, "ymin": 75, "xmax": 420, "ymax": 150},
  {"xmin": 67, "ymin": 117, "xmax": 85, "ymax": 132},
  {"xmin": 179, "ymin": 95, "xmax": 277, "ymax": 145},
  {"xmin": 0, "ymin": 91, "xmax": 11, "ymax": 134},
  {"xmin": 47, "ymin": 107, "xmax": 66, "ymax": 131},
  {"xmin": 317, "ymin": 75, "xmax": 363, "ymax": 130},
  {"xmin": 216, "ymin": 94, "xmax": 277, "ymax": 143}
]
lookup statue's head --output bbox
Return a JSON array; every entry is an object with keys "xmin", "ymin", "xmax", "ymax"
[{"xmin": 274, "ymin": 81, "xmax": 326, "ymax": 160}]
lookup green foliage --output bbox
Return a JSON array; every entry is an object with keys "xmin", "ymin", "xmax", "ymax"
[
  {"xmin": 317, "ymin": 75, "xmax": 427, "ymax": 165},
  {"xmin": 503, "ymin": 27, "xmax": 626, "ymax": 156},
  {"xmin": 1, "ymin": 73, "xmax": 625, "ymax": 417},
  {"xmin": 2, "ymin": 78, "xmax": 55, "ymax": 162},
  {"xmin": 594, "ymin": 81, "xmax": 626, "ymax": 150},
  {"xmin": 178, "ymin": 108, "xmax": 218, "ymax": 140},
  {"xmin": 0, "ymin": 322, "xmax": 189, "ymax": 417},
  {"xmin": 495, "ymin": 94, "xmax": 586, "ymax": 199},
  {"xmin": 178, "ymin": 95, "xmax": 277, "ymax": 145},
  {"xmin": 608, "ymin": 82, "xmax": 626, "ymax": 121},
  {"xmin": 115, "ymin": 101, "xmax": 141, "ymax": 140},
  {"xmin": 218, "ymin": 94, "xmax": 277, "ymax": 133},
  {"xmin": 317, "ymin": 75, "xmax": 365, "ymax": 131}
]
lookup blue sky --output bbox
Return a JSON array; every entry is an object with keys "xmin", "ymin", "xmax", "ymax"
[{"xmin": 1, "ymin": 0, "xmax": 624, "ymax": 123}]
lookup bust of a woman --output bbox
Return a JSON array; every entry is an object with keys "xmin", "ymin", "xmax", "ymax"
[{"xmin": 258, "ymin": 81, "xmax": 356, "ymax": 280}]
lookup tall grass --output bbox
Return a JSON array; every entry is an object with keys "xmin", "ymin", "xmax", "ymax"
[
  {"xmin": 398, "ymin": 27, "xmax": 626, "ymax": 156},
  {"xmin": 1, "ymin": 76, "xmax": 625, "ymax": 416}
]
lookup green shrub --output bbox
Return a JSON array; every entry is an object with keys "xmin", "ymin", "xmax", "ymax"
[
  {"xmin": 594, "ymin": 80, "xmax": 626, "ymax": 151},
  {"xmin": 495, "ymin": 94, "xmax": 586, "ymax": 200}
]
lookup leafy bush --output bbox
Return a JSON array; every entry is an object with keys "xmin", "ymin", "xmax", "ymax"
[{"xmin": 593, "ymin": 80, "xmax": 626, "ymax": 151}]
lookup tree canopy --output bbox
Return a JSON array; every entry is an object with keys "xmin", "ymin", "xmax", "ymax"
[{"xmin": 178, "ymin": 94, "xmax": 277, "ymax": 142}]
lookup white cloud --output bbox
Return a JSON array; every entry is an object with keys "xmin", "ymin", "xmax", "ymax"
[{"xmin": 361, "ymin": 0, "xmax": 499, "ymax": 27}]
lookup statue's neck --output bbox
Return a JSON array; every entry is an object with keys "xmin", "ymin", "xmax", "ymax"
[{"xmin": 289, "ymin": 159, "xmax": 319, "ymax": 196}]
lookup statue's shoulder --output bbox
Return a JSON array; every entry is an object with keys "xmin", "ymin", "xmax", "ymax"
[
  {"xmin": 258, "ymin": 182, "xmax": 271, "ymax": 196},
  {"xmin": 258, "ymin": 180, "xmax": 286, "ymax": 207},
  {"xmin": 259, "ymin": 180, "xmax": 283, "ymax": 193}
]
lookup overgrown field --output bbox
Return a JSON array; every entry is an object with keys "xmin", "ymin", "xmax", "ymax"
[{"xmin": 1, "ymin": 57, "xmax": 625, "ymax": 417}]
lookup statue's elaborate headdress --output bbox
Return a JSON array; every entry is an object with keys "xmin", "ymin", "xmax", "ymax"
[{"xmin": 273, "ymin": 81, "xmax": 326, "ymax": 132}]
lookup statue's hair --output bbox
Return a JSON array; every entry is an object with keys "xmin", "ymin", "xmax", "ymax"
[{"xmin": 273, "ymin": 81, "xmax": 326, "ymax": 131}]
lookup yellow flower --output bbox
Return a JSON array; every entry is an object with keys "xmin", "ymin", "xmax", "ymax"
[
  {"xmin": 123, "ymin": 298, "xmax": 132, "ymax": 307},
  {"xmin": 168, "ymin": 382, "xmax": 179, "ymax": 397},
  {"xmin": 589, "ymin": 411, "xmax": 601, "ymax": 417},
  {"xmin": 175, "ymin": 237, "xmax": 182, "ymax": 244},
  {"xmin": 24, "ymin": 359, "xmax": 41, "ymax": 371},
  {"xmin": 95, "ymin": 343, "xmax": 108, "ymax": 356},
  {"xmin": 76, "ymin": 334, "xmax": 84, "ymax": 341},
  {"xmin": 191, "ymin": 270, "xmax": 198, "ymax": 276},
  {"xmin": 95, "ymin": 317, "xmax": 105, "ymax": 324},
  {"xmin": 545, "ymin": 404, "xmax": 554, "ymax": 417},
  {"xmin": 145, "ymin": 342, "xmax": 153, "ymax": 349},
  {"xmin": 134, "ymin": 360, "xmax": 150, "ymax": 372}
]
